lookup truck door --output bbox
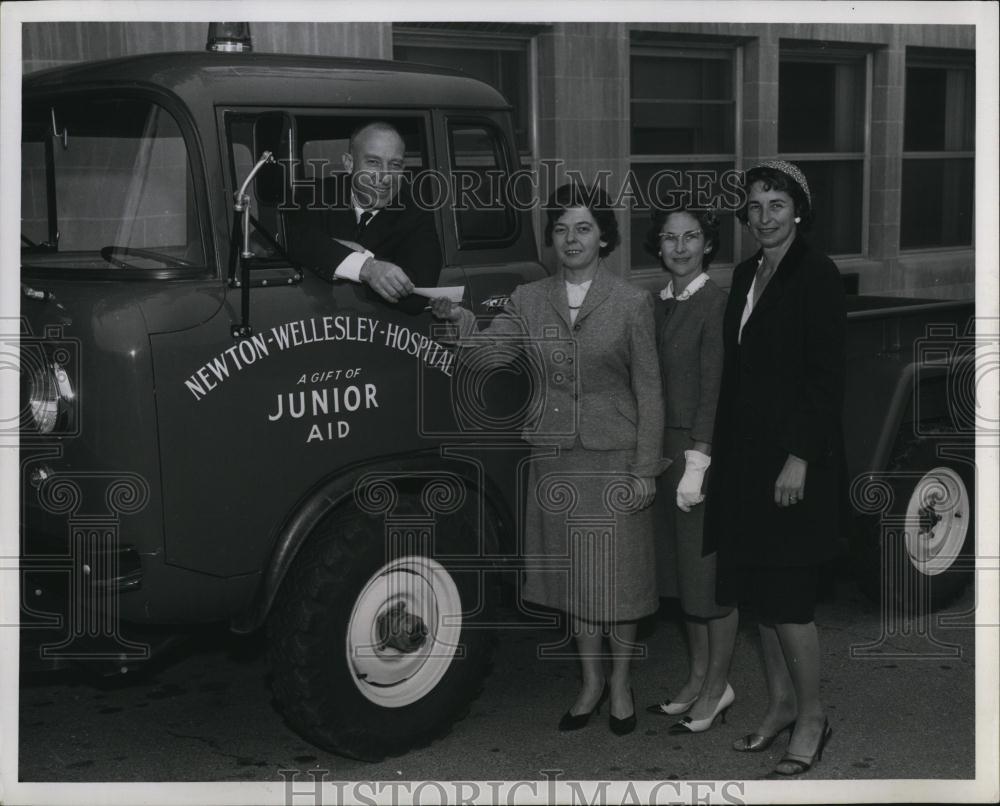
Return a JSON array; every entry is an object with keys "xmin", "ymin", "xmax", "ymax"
[{"xmin": 147, "ymin": 110, "xmax": 459, "ymax": 579}]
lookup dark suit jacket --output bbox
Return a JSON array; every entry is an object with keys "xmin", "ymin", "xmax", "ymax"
[
  {"xmin": 705, "ymin": 235, "xmax": 847, "ymax": 566},
  {"xmin": 283, "ymin": 175, "xmax": 442, "ymax": 315},
  {"xmin": 653, "ymin": 278, "xmax": 726, "ymax": 446},
  {"xmin": 453, "ymin": 266, "xmax": 668, "ymax": 478}
]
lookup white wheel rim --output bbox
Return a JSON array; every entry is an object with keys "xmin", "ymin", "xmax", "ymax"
[
  {"xmin": 346, "ymin": 555, "xmax": 462, "ymax": 707},
  {"xmin": 903, "ymin": 467, "xmax": 970, "ymax": 577}
]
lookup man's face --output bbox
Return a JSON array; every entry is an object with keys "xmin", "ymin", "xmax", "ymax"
[{"xmin": 342, "ymin": 127, "xmax": 406, "ymax": 210}]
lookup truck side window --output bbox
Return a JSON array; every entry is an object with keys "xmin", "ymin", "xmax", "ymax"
[
  {"xmin": 448, "ymin": 122, "xmax": 517, "ymax": 248},
  {"xmin": 21, "ymin": 97, "xmax": 206, "ymax": 272}
]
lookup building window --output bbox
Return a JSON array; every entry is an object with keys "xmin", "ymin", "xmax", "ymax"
[
  {"xmin": 393, "ymin": 28, "xmax": 534, "ymax": 156},
  {"xmin": 778, "ymin": 45, "xmax": 868, "ymax": 257},
  {"xmin": 901, "ymin": 48, "xmax": 974, "ymax": 249},
  {"xmin": 629, "ymin": 44, "xmax": 738, "ymax": 269}
]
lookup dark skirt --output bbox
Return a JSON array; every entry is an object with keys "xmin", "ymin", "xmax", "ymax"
[
  {"xmin": 655, "ymin": 428, "xmax": 730, "ymax": 619},
  {"xmin": 521, "ymin": 445, "xmax": 659, "ymax": 623},
  {"xmin": 716, "ymin": 559, "xmax": 832, "ymax": 624}
]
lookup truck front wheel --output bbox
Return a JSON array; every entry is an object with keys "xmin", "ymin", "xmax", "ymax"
[
  {"xmin": 852, "ymin": 438, "xmax": 974, "ymax": 613},
  {"xmin": 267, "ymin": 514, "xmax": 495, "ymax": 761}
]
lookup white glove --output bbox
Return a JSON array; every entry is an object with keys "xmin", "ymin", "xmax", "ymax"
[{"xmin": 676, "ymin": 450, "xmax": 711, "ymax": 512}]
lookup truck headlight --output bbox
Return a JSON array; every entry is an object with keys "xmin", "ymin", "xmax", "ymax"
[{"xmin": 25, "ymin": 360, "xmax": 74, "ymax": 434}]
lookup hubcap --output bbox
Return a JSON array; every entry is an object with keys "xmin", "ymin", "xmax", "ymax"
[
  {"xmin": 903, "ymin": 467, "xmax": 970, "ymax": 577},
  {"xmin": 346, "ymin": 556, "xmax": 462, "ymax": 707},
  {"xmin": 376, "ymin": 601, "xmax": 428, "ymax": 653}
]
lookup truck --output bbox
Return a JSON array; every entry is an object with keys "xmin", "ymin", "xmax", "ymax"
[{"xmin": 17, "ymin": 44, "xmax": 977, "ymax": 761}]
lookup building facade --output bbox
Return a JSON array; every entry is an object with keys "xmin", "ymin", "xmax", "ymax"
[{"xmin": 22, "ymin": 20, "xmax": 976, "ymax": 298}]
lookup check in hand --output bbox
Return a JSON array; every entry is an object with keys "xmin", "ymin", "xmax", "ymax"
[
  {"xmin": 332, "ymin": 238, "xmax": 365, "ymax": 252},
  {"xmin": 430, "ymin": 297, "xmax": 463, "ymax": 321},
  {"xmin": 359, "ymin": 257, "xmax": 414, "ymax": 303}
]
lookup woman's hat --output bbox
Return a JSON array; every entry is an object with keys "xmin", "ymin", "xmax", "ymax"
[{"xmin": 752, "ymin": 159, "xmax": 811, "ymax": 207}]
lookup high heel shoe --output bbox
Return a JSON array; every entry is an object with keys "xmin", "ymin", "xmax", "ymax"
[
  {"xmin": 558, "ymin": 681, "xmax": 609, "ymax": 732},
  {"xmin": 667, "ymin": 683, "xmax": 735, "ymax": 735},
  {"xmin": 609, "ymin": 689, "xmax": 636, "ymax": 736},
  {"xmin": 732, "ymin": 720, "xmax": 796, "ymax": 752},
  {"xmin": 645, "ymin": 695, "xmax": 696, "ymax": 716},
  {"xmin": 772, "ymin": 718, "xmax": 833, "ymax": 776}
]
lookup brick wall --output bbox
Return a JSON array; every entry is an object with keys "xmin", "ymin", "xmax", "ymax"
[{"xmin": 22, "ymin": 22, "xmax": 390, "ymax": 74}]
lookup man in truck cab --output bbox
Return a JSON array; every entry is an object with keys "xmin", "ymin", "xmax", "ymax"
[{"xmin": 284, "ymin": 120, "xmax": 443, "ymax": 314}]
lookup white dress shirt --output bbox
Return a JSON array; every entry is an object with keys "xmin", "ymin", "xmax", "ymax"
[{"xmin": 332, "ymin": 203, "xmax": 378, "ymax": 282}]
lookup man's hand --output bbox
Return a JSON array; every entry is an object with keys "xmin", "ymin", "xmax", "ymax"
[
  {"xmin": 774, "ymin": 454, "xmax": 808, "ymax": 507},
  {"xmin": 359, "ymin": 258, "xmax": 414, "ymax": 303},
  {"xmin": 430, "ymin": 298, "xmax": 464, "ymax": 321}
]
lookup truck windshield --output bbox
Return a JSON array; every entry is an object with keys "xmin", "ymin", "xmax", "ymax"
[{"xmin": 21, "ymin": 96, "xmax": 206, "ymax": 273}]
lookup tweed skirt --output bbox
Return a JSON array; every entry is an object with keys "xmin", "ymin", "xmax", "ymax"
[{"xmin": 521, "ymin": 445, "xmax": 659, "ymax": 623}]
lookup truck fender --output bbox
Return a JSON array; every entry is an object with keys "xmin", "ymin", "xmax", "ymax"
[
  {"xmin": 231, "ymin": 452, "xmax": 512, "ymax": 633},
  {"xmin": 869, "ymin": 361, "xmax": 949, "ymax": 473}
]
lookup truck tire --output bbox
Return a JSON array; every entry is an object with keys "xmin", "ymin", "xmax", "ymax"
[
  {"xmin": 267, "ymin": 512, "xmax": 495, "ymax": 761},
  {"xmin": 852, "ymin": 436, "xmax": 974, "ymax": 613}
]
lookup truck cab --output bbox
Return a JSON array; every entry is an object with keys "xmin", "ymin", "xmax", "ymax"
[{"xmin": 20, "ymin": 50, "xmax": 545, "ymax": 761}]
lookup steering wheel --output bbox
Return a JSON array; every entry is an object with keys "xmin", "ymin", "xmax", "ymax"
[{"xmin": 100, "ymin": 245, "xmax": 198, "ymax": 270}]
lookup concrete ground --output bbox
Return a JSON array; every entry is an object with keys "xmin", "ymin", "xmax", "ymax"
[{"xmin": 16, "ymin": 575, "xmax": 981, "ymax": 794}]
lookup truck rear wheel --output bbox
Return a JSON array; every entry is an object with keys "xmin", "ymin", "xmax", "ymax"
[
  {"xmin": 852, "ymin": 437, "xmax": 974, "ymax": 612},
  {"xmin": 267, "ymin": 513, "xmax": 495, "ymax": 761}
]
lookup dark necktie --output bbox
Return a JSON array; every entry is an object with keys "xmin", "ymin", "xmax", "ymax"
[{"xmin": 355, "ymin": 210, "xmax": 374, "ymax": 241}]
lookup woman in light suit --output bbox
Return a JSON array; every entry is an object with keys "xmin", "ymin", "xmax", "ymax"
[{"xmin": 432, "ymin": 183, "xmax": 666, "ymax": 736}]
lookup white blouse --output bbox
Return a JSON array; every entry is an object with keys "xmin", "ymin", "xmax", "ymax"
[{"xmin": 566, "ymin": 279, "xmax": 592, "ymax": 325}]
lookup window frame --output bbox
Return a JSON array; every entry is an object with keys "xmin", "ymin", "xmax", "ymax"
[
  {"xmin": 393, "ymin": 27, "xmax": 537, "ymax": 159},
  {"xmin": 445, "ymin": 115, "xmax": 522, "ymax": 251},
  {"xmin": 777, "ymin": 43, "xmax": 873, "ymax": 260},
  {"xmin": 628, "ymin": 41, "xmax": 742, "ymax": 275},
  {"xmin": 900, "ymin": 47, "xmax": 975, "ymax": 253}
]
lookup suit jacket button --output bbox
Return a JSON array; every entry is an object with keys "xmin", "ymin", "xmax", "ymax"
[{"xmin": 573, "ymin": 324, "xmax": 581, "ymax": 332}]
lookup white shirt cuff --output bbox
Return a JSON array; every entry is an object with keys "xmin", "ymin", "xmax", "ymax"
[{"xmin": 334, "ymin": 250, "xmax": 373, "ymax": 283}]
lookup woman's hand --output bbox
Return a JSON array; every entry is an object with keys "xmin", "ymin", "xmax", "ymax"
[
  {"xmin": 774, "ymin": 454, "xmax": 807, "ymax": 507},
  {"xmin": 430, "ymin": 297, "xmax": 463, "ymax": 321},
  {"xmin": 632, "ymin": 476, "xmax": 656, "ymax": 511},
  {"xmin": 676, "ymin": 449, "xmax": 711, "ymax": 512}
]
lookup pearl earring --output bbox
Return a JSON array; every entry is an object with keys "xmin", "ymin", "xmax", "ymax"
[{"xmin": 794, "ymin": 216, "xmax": 801, "ymax": 223}]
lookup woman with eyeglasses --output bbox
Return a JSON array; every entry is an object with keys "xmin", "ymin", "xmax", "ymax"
[
  {"xmin": 432, "ymin": 183, "xmax": 666, "ymax": 736},
  {"xmin": 642, "ymin": 208, "xmax": 738, "ymax": 736}
]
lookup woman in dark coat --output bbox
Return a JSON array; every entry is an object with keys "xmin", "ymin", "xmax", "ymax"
[{"xmin": 705, "ymin": 161, "xmax": 846, "ymax": 775}]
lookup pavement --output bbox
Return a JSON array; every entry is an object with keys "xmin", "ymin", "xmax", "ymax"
[{"xmin": 16, "ymin": 575, "xmax": 980, "ymax": 792}]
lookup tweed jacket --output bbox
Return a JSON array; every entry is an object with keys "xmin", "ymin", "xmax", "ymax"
[
  {"xmin": 283, "ymin": 176, "xmax": 442, "ymax": 315},
  {"xmin": 653, "ymin": 278, "xmax": 726, "ymax": 445},
  {"xmin": 453, "ymin": 265, "xmax": 667, "ymax": 478}
]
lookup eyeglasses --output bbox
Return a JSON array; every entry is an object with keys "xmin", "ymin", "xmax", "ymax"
[{"xmin": 658, "ymin": 229, "xmax": 703, "ymax": 247}]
